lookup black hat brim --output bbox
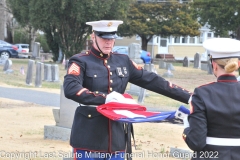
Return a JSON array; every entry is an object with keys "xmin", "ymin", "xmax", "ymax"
[{"xmin": 94, "ymin": 31, "xmax": 118, "ymax": 39}]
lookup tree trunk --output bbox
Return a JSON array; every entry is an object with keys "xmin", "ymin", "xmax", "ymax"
[
  {"xmin": 141, "ymin": 36, "xmax": 148, "ymax": 51},
  {"xmin": 236, "ymin": 25, "xmax": 240, "ymax": 40}
]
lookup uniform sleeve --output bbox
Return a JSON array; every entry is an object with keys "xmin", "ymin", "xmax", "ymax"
[
  {"xmin": 128, "ymin": 59, "xmax": 191, "ymax": 104},
  {"xmin": 63, "ymin": 56, "xmax": 106, "ymax": 105},
  {"xmin": 183, "ymin": 88, "xmax": 207, "ymax": 151}
]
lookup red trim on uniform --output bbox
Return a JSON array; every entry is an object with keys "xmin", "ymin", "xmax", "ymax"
[
  {"xmin": 218, "ymin": 80, "xmax": 238, "ymax": 82},
  {"xmin": 198, "ymin": 82, "xmax": 215, "ymax": 88},
  {"xmin": 131, "ymin": 60, "xmax": 142, "ymax": 70},
  {"xmin": 169, "ymin": 82, "xmax": 192, "ymax": 94},
  {"xmin": 74, "ymin": 148, "xmax": 77, "ymax": 160},
  {"xmin": 108, "ymin": 119, "xmax": 112, "ymax": 152},
  {"xmin": 76, "ymin": 88, "xmax": 88, "ymax": 96},
  {"xmin": 85, "ymin": 90, "xmax": 106, "ymax": 98}
]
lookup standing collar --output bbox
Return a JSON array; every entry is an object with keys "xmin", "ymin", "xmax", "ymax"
[
  {"xmin": 217, "ymin": 74, "xmax": 238, "ymax": 82},
  {"xmin": 90, "ymin": 46, "xmax": 111, "ymax": 59}
]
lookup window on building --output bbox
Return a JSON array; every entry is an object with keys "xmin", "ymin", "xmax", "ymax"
[
  {"xmin": 189, "ymin": 37, "xmax": 195, "ymax": 43},
  {"xmin": 197, "ymin": 32, "xmax": 203, "ymax": 43},
  {"xmin": 207, "ymin": 33, "xmax": 212, "ymax": 38},
  {"xmin": 160, "ymin": 39, "xmax": 167, "ymax": 47},
  {"xmin": 182, "ymin": 36, "xmax": 188, "ymax": 43},
  {"xmin": 174, "ymin": 37, "xmax": 180, "ymax": 43}
]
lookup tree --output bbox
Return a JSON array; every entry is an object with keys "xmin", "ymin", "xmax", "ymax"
[
  {"xmin": 118, "ymin": 1, "xmax": 201, "ymax": 51},
  {"xmin": 193, "ymin": 0, "xmax": 240, "ymax": 39},
  {"xmin": 6, "ymin": 0, "xmax": 36, "ymax": 51},
  {"xmin": 28, "ymin": 0, "xmax": 133, "ymax": 60}
]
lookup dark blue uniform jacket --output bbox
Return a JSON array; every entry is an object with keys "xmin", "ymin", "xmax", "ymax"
[
  {"xmin": 183, "ymin": 74, "xmax": 240, "ymax": 160},
  {"xmin": 64, "ymin": 46, "xmax": 191, "ymax": 152}
]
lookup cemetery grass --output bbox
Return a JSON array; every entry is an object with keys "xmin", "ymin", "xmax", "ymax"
[{"xmin": 0, "ymin": 58, "xmax": 239, "ymax": 160}]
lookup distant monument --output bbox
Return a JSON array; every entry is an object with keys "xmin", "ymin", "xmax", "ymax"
[
  {"xmin": 44, "ymin": 86, "xmax": 78, "ymax": 141},
  {"xmin": 128, "ymin": 43, "xmax": 142, "ymax": 64},
  {"xmin": 32, "ymin": 42, "xmax": 41, "ymax": 59},
  {"xmin": 3, "ymin": 59, "xmax": 13, "ymax": 74}
]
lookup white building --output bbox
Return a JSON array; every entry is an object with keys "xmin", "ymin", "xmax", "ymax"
[{"xmin": 115, "ymin": 23, "xmax": 216, "ymax": 60}]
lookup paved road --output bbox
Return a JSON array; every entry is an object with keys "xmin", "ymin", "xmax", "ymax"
[{"xmin": 0, "ymin": 86, "xmax": 60, "ymax": 107}]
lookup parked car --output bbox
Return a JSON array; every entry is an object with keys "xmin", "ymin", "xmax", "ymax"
[
  {"xmin": 15, "ymin": 43, "xmax": 30, "ymax": 58},
  {"xmin": 0, "ymin": 46, "xmax": 19, "ymax": 59},
  {"xmin": 0, "ymin": 40, "xmax": 18, "ymax": 58},
  {"xmin": 112, "ymin": 46, "xmax": 152, "ymax": 64},
  {"xmin": 0, "ymin": 40, "xmax": 12, "ymax": 46}
]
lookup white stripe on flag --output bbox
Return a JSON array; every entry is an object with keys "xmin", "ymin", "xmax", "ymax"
[{"xmin": 113, "ymin": 110, "xmax": 146, "ymax": 118}]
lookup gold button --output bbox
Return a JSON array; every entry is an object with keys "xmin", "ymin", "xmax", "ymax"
[
  {"xmin": 108, "ymin": 65, "xmax": 110, "ymax": 68},
  {"xmin": 94, "ymin": 75, "xmax": 97, "ymax": 77},
  {"xmin": 103, "ymin": 94, "xmax": 105, "ymax": 96},
  {"xmin": 96, "ymin": 91, "xmax": 99, "ymax": 94},
  {"xmin": 110, "ymin": 80, "xmax": 113, "ymax": 83},
  {"xmin": 105, "ymin": 60, "xmax": 107, "ymax": 63},
  {"xmin": 86, "ymin": 51, "xmax": 89, "ymax": 54},
  {"xmin": 100, "ymin": 53, "xmax": 103, "ymax": 57},
  {"xmin": 88, "ymin": 114, "xmax": 91, "ymax": 118},
  {"xmin": 110, "ymin": 72, "xmax": 112, "ymax": 75},
  {"xmin": 109, "ymin": 88, "xmax": 112, "ymax": 91}
]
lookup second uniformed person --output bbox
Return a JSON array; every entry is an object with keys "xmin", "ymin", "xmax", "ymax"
[
  {"xmin": 183, "ymin": 38, "xmax": 240, "ymax": 160},
  {"xmin": 64, "ymin": 20, "xmax": 191, "ymax": 160}
]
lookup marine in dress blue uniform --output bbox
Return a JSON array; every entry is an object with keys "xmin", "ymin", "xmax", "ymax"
[
  {"xmin": 63, "ymin": 20, "xmax": 191, "ymax": 160},
  {"xmin": 183, "ymin": 38, "xmax": 240, "ymax": 160}
]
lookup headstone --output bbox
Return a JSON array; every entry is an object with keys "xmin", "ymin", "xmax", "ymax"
[
  {"xmin": 44, "ymin": 86, "xmax": 79, "ymax": 141},
  {"xmin": 138, "ymin": 87, "xmax": 146, "ymax": 103},
  {"xmin": 150, "ymin": 64, "xmax": 158, "ymax": 74},
  {"xmin": 166, "ymin": 63, "xmax": 175, "ymax": 71},
  {"xmin": 44, "ymin": 64, "xmax": 52, "ymax": 81},
  {"xmin": 26, "ymin": 60, "xmax": 35, "ymax": 85},
  {"xmin": 201, "ymin": 63, "xmax": 208, "ymax": 71},
  {"xmin": 163, "ymin": 69, "xmax": 174, "ymax": 78},
  {"xmin": 193, "ymin": 52, "xmax": 201, "ymax": 69},
  {"xmin": 127, "ymin": 84, "xmax": 141, "ymax": 96},
  {"xmin": 159, "ymin": 60, "xmax": 166, "ymax": 69},
  {"xmin": 41, "ymin": 63, "xmax": 44, "ymax": 81},
  {"xmin": 57, "ymin": 47, "xmax": 63, "ymax": 63},
  {"xmin": 207, "ymin": 60, "xmax": 213, "ymax": 75},
  {"xmin": 58, "ymin": 85, "xmax": 79, "ymax": 128},
  {"xmin": 65, "ymin": 60, "xmax": 69, "ymax": 70},
  {"xmin": 35, "ymin": 62, "xmax": 43, "ymax": 87},
  {"xmin": 32, "ymin": 42, "xmax": 40, "ymax": 59},
  {"xmin": 137, "ymin": 64, "xmax": 151, "ymax": 103},
  {"xmin": 0, "ymin": 56, "xmax": 8, "ymax": 66},
  {"xmin": 51, "ymin": 64, "xmax": 59, "ymax": 82},
  {"xmin": 128, "ymin": 43, "xmax": 142, "ymax": 64},
  {"xmin": 3, "ymin": 59, "xmax": 13, "ymax": 74},
  {"xmin": 183, "ymin": 56, "xmax": 189, "ymax": 67}
]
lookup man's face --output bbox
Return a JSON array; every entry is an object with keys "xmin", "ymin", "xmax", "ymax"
[{"xmin": 91, "ymin": 33, "xmax": 115, "ymax": 54}]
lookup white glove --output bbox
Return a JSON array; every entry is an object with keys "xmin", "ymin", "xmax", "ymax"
[
  {"xmin": 105, "ymin": 91, "xmax": 138, "ymax": 104},
  {"xmin": 105, "ymin": 91, "xmax": 125, "ymax": 103},
  {"xmin": 188, "ymin": 95, "xmax": 192, "ymax": 104},
  {"xmin": 183, "ymin": 116, "xmax": 190, "ymax": 128}
]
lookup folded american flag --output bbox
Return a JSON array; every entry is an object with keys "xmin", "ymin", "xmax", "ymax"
[{"xmin": 97, "ymin": 94, "xmax": 190, "ymax": 123}]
